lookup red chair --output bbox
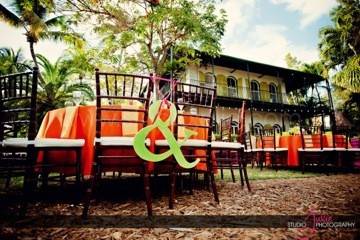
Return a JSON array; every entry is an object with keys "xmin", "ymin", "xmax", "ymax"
[
  {"xmin": 299, "ymin": 126, "xmax": 330, "ymax": 173},
  {"xmin": 259, "ymin": 128, "xmax": 288, "ymax": 171}
]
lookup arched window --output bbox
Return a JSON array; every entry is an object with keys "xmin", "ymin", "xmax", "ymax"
[
  {"xmin": 273, "ymin": 124, "xmax": 282, "ymax": 134},
  {"xmin": 269, "ymin": 83, "xmax": 278, "ymax": 103},
  {"xmin": 251, "ymin": 80, "xmax": 260, "ymax": 101},
  {"xmin": 205, "ymin": 73, "xmax": 215, "ymax": 87},
  {"xmin": 253, "ymin": 123, "xmax": 263, "ymax": 135},
  {"xmin": 231, "ymin": 121, "xmax": 238, "ymax": 135},
  {"xmin": 227, "ymin": 76, "xmax": 237, "ymax": 97}
]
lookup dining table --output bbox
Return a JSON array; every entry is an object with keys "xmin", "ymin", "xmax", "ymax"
[{"xmin": 36, "ymin": 105, "xmax": 213, "ymax": 176}]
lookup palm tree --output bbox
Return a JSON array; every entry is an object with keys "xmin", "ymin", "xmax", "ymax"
[
  {"xmin": 319, "ymin": 0, "xmax": 360, "ymax": 91},
  {"xmin": 0, "ymin": 47, "xmax": 30, "ymax": 74},
  {"xmin": 36, "ymin": 54, "xmax": 94, "ymax": 122},
  {"xmin": 0, "ymin": 0, "xmax": 82, "ymax": 69}
]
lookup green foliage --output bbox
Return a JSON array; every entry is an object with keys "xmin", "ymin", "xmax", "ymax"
[
  {"xmin": 36, "ymin": 54, "xmax": 94, "ymax": 123},
  {"xmin": 65, "ymin": 0, "xmax": 227, "ymax": 75},
  {"xmin": 319, "ymin": 0, "xmax": 360, "ymax": 91},
  {"xmin": 0, "ymin": 47, "xmax": 30, "ymax": 74},
  {"xmin": 318, "ymin": 0, "xmax": 360, "ymax": 131},
  {"xmin": 0, "ymin": 0, "xmax": 83, "ymax": 67}
]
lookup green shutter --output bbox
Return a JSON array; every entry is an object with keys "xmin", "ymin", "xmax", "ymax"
[
  {"xmin": 277, "ymin": 84, "xmax": 283, "ymax": 103},
  {"xmin": 260, "ymin": 82, "xmax": 269, "ymax": 102},
  {"xmin": 237, "ymin": 77, "xmax": 243, "ymax": 98},
  {"xmin": 217, "ymin": 74, "xmax": 226, "ymax": 96},
  {"xmin": 199, "ymin": 71, "xmax": 205, "ymax": 84}
]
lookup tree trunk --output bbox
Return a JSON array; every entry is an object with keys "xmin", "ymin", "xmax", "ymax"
[{"xmin": 28, "ymin": 40, "xmax": 39, "ymax": 69}]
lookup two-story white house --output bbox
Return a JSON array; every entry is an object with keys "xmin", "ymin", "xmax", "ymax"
[{"xmin": 183, "ymin": 54, "xmax": 334, "ymax": 134}]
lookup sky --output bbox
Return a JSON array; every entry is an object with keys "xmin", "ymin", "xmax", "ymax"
[{"xmin": 0, "ymin": 0, "xmax": 337, "ymax": 68}]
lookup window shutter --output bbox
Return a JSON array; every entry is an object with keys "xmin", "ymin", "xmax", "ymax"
[
  {"xmin": 260, "ymin": 82, "xmax": 269, "ymax": 101},
  {"xmin": 237, "ymin": 77, "xmax": 243, "ymax": 98},
  {"xmin": 199, "ymin": 71, "xmax": 205, "ymax": 84},
  {"xmin": 277, "ymin": 84, "xmax": 283, "ymax": 103},
  {"xmin": 216, "ymin": 74, "xmax": 226, "ymax": 96}
]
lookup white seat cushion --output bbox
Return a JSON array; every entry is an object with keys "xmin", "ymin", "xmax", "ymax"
[
  {"xmin": 95, "ymin": 137, "xmax": 150, "ymax": 146},
  {"xmin": 35, "ymin": 138, "xmax": 85, "ymax": 147},
  {"xmin": 211, "ymin": 141, "xmax": 244, "ymax": 149},
  {"xmin": 347, "ymin": 148, "xmax": 360, "ymax": 152},
  {"xmin": 3, "ymin": 138, "xmax": 34, "ymax": 148},
  {"xmin": 262, "ymin": 147, "xmax": 287, "ymax": 152},
  {"xmin": 155, "ymin": 139, "xmax": 209, "ymax": 147},
  {"xmin": 323, "ymin": 147, "xmax": 348, "ymax": 151},
  {"xmin": 298, "ymin": 148, "xmax": 323, "ymax": 152},
  {"xmin": 3, "ymin": 138, "xmax": 85, "ymax": 148}
]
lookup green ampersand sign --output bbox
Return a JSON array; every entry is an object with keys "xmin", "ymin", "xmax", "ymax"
[{"xmin": 133, "ymin": 100, "xmax": 200, "ymax": 169}]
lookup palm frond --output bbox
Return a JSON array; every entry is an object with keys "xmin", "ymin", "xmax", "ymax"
[
  {"xmin": 0, "ymin": 3, "xmax": 22, "ymax": 27},
  {"xmin": 39, "ymin": 30, "xmax": 84, "ymax": 46},
  {"xmin": 333, "ymin": 55, "xmax": 360, "ymax": 93},
  {"xmin": 44, "ymin": 15, "xmax": 65, "ymax": 28}
]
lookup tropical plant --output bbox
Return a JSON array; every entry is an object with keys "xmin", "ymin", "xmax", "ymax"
[
  {"xmin": 319, "ymin": 0, "xmax": 360, "ymax": 91},
  {"xmin": 0, "ymin": 47, "xmax": 30, "ymax": 74},
  {"xmin": 36, "ymin": 54, "xmax": 94, "ymax": 122},
  {"xmin": 64, "ymin": 0, "xmax": 227, "ymax": 76},
  {"xmin": 318, "ymin": 0, "xmax": 360, "ymax": 131},
  {"xmin": 0, "ymin": 0, "xmax": 82, "ymax": 69}
]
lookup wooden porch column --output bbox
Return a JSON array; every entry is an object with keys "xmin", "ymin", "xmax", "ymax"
[{"xmin": 325, "ymin": 79, "xmax": 336, "ymax": 130}]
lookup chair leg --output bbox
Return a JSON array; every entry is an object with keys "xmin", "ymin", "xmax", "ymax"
[
  {"xmin": 75, "ymin": 148, "xmax": 82, "ymax": 187},
  {"xmin": 20, "ymin": 150, "xmax": 38, "ymax": 217},
  {"xmin": 301, "ymin": 153, "xmax": 305, "ymax": 174},
  {"xmin": 5, "ymin": 170, "xmax": 11, "ymax": 189},
  {"xmin": 60, "ymin": 173, "xmax": 66, "ymax": 187},
  {"xmin": 210, "ymin": 172, "xmax": 219, "ymax": 203},
  {"xmin": 82, "ymin": 164, "xmax": 98, "ymax": 218},
  {"xmin": 242, "ymin": 161, "xmax": 251, "ymax": 192},
  {"xmin": 169, "ymin": 166, "xmax": 176, "ymax": 209},
  {"xmin": 238, "ymin": 161, "xmax": 244, "ymax": 187},
  {"xmin": 143, "ymin": 172, "xmax": 152, "ymax": 216},
  {"xmin": 189, "ymin": 170, "xmax": 194, "ymax": 195},
  {"xmin": 230, "ymin": 163, "xmax": 235, "ymax": 183},
  {"xmin": 41, "ymin": 151, "xmax": 49, "ymax": 190}
]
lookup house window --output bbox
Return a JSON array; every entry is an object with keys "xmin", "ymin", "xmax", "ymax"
[
  {"xmin": 273, "ymin": 124, "xmax": 282, "ymax": 134},
  {"xmin": 253, "ymin": 123, "xmax": 264, "ymax": 135},
  {"xmin": 269, "ymin": 83, "xmax": 278, "ymax": 103},
  {"xmin": 227, "ymin": 76, "xmax": 237, "ymax": 97},
  {"xmin": 205, "ymin": 73, "xmax": 215, "ymax": 87},
  {"xmin": 231, "ymin": 121, "xmax": 238, "ymax": 135},
  {"xmin": 251, "ymin": 80, "xmax": 260, "ymax": 101}
]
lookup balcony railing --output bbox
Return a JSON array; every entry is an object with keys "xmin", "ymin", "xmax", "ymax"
[
  {"xmin": 186, "ymin": 80, "xmax": 330, "ymax": 107},
  {"xmin": 216, "ymin": 84, "xmax": 287, "ymax": 104}
]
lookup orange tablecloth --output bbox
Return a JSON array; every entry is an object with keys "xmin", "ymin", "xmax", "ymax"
[
  {"xmin": 279, "ymin": 135, "xmax": 329, "ymax": 167},
  {"xmin": 37, "ymin": 106, "xmax": 211, "ymax": 175}
]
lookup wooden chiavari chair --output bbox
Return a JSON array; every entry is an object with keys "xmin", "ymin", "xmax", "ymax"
[
  {"xmin": 299, "ymin": 126, "xmax": 330, "ymax": 173},
  {"xmin": 155, "ymin": 82, "xmax": 219, "ymax": 208},
  {"xmin": 259, "ymin": 128, "xmax": 288, "ymax": 171},
  {"xmin": 82, "ymin": 69, "xmax": 153, "ymax": 217},
  {"xmin": 0, "ymin": 68, "xmax": 84, "ymax": 215}
]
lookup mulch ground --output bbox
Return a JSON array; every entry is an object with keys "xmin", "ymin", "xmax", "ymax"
[{"xmin": 0, "ymin": 174, "xmax": 359, "ymax": 239}]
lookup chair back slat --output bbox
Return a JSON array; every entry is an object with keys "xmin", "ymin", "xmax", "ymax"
[
  {"xmin": 95, "ymin": 69, "xmax": 153, "ymax": 138},
  {"xmin": 0, "ymin": 69, "xmax": 38, "ymax": 141},
  {"xmin": 220, "ymin": 116, "xmax": 232, "ymax": 142},
  {"xmin": 243, "ymin": 132, "xmax": 253, "ymax": 150},
  {"xmin": 300, "ymin": 126, "xmax": 324, "ymax": 149},
  {"xmin": 332, "ymin": 125, "xmax": 350, "ymax": 149},
  {"xmin": 174, "ymin": 82, "xmax": 216, "ymax": 141},
  {"xmin": 260, "ymin": 128, "xmax": 277, "ymax": 149}
]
